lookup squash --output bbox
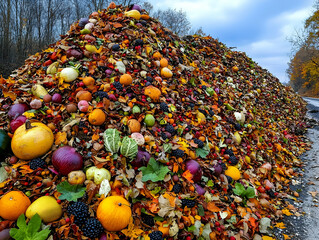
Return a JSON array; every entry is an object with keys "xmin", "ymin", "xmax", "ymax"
[
  {"xmin": 127, "ymin": 119, "xmax": 141, "ymax": 133},
  {"xmin": 11, "ymin": 120, "xmax": 54, "ymax": 160},
  {"xmin": 97, "ymin": 196, "xmax": 132, "ymax": 231},
  {"xmin": 0, "ymin": 130, "xmax": 11, "ymax": 160},
  {"xmin": 144, "ymin": 86, "xmax": 161, "ymax": 102},
  {"xmin": 119, "ymin": 74, "xmax": 133, "ymax": 86},
  {"xmin": 124, "ymin": 10, "xmax": 141, "ymax": 20},
  {"xmin": 26, "ymin": 196, "xmax": 62, "ymax": 223},
  {"xmin": 161, "ymin": 67, "xmax": 173, "ymax": 78}
]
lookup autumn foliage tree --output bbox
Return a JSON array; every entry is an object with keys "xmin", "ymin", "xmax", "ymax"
[{"xmin": 288, "ymin": 1, "xmax": 319, "ymax": 96}]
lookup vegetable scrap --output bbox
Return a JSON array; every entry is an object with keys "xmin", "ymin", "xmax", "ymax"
[{"xmin": 0, "ymin": 2, "xmax": 311, "ymax": 240}]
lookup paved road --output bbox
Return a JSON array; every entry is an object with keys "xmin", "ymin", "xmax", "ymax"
[{"xmin": 274, "ymin": 97, "xmax": 319, "ymax": 240}]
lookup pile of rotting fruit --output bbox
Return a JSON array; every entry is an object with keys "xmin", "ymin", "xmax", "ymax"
[{"xmin": 0, "ymin": 2, "xmax": 311, "ymax": 240}]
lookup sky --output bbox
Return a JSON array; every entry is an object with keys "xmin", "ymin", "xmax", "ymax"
[{"xmin": 148, "ymin": 0, "xmax": 315, "ymax": 83}]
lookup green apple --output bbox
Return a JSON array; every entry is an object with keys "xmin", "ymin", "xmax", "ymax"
[
  {"xmin": 132, "ymin": 105, "xmax": 141, "ymax": 114},
  {"xmin": 144, "ymin": 114, "xmax": 155, "ymax": 127},
  {"xmin": 86, "ymin": 166, "xmax": 111, "ymax": 185}
]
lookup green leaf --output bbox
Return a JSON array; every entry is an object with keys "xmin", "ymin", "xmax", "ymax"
[
  {"xmin": 16, "ymin": 214, "xmax": 27, "ymax": 230},
  {"xmin": 245, "ymin": 187, "xmax": 256, "ymax": 198},
  {"xmin": 139, "ymin": 158, "xmax": 170, "ymax": 182},
  {"xmin": 10, "ymin": 213, "xmax": 50, "ymax": 240},
  {"xmin": 57, "ymin": 181, "xmax": 86, "ymax": 202},
  {"xmin": 32, "ymin": 229, "xmax": 51, "ymax": 240},
  {"xmin": 0, "ymin": 166, "xmax": 9, "ymax": 183},
  {"xmin": 233, "ymin": 183, "xmax": 245, "ymax": 196},
  {"xmin": 163, "ymin": 143, "xmax": 172, "ymax": 153},
  {"xmin": 198, "ymin": 204, "xmax": 205, "ymax": 216},
  {"xmin": 196, "ymin": 148, "xmax": 209, "ymax": 158},
  {"xmin": 26, "ymin": 213, "xmax": 41, "ymax": 237},
  {"xmin": 206, "ymin": 180, "xmax": 214, "ymax": 187}
]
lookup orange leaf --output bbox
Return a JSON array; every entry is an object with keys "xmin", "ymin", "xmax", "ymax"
[
  {"xmin": 55, "ymin": 131, "xmax": 67, "ymax": 145},
  {"xmin": 112, "ymin": 22, "xmax": 123, "ymax": 28},
  {"xmin": 92, "ymin": 133, "xmax": 99, "ymax": 141},
  {"xmin": 3, "ymin": 91, "xmax": 17, "ymax": 101},
  {"xmin": 173, "ymin": 162, "xmax": 179, "ymax": 173},
  {"xmin": 248, "ymin": 217, "xmax": 257, "ymax": 228},
  {"xmin": 20, "ymin": 165, "xmax": 34, "ymax": 174},
  {"xmin": 163, "ymin": 192, "xmax": 176, "ymax": 207},
  {"xmin": 182, "ymin": 170, "xmax": 194, "ymax": 183},
  {"xmin": 206, "ymin": 202, "xmax": 221, "ymax": 212}
]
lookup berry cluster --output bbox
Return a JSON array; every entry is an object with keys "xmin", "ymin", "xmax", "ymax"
[{"xmin": 29, "ymin": 158, "xmax": 46, "ymax": 170}]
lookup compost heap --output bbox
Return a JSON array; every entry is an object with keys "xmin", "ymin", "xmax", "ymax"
[{"xmin": 0, "ymin": 3, "xmax": 310, "ymax": 240}]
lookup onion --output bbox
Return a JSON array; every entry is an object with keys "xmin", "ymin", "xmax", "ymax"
[
  {"xmin": 52, "ymin": 93, "xmax": 62, "ymax": 103},
  {"xmin": 66, "ymin": 49, "xmax": 83, "ymax": 60},
  {"xmin": 132, "ymin": 4, "xmax": 142, "ymax": 12},
  {"xmin": 131, "ymin": 149, "xmax": 151, "ymax": 168},
  {"xmin": 0, "ymin": 229, "xmax": 11, "ymax": 240},
  {"xmin": 8, "ymin": 103, "xmax": 29, "ymax": 119},
  {"xmin": 99, "ymin": 233, "xmax": 107, "ymax": 240},
  {"xmin": 60, "ymin": 67, "xmax": 79, "ymax": 82},
  {"xmin": 52, "ymin": 146, "xmax": 83, "ymax": 175},
  {"xmin": 195, "ymin": 184, "xmax": 206, "ymax": 195},
  {"xmin": 185, "ymin": 160, "xmax": 202, "ymax": 182},
  {"xmin": 79, "ymin": 18, "xmax": 89, "ymax": 27},
  {"xmin": 213, "ymin": 163, "xmax": 223, "ymax": 176},
  {"xmin": 30, "ymin": 99, "xmax": 42, "ymax": 109},
  {"xmin": 85, "ymin": 22, "xmax": 94, "ymax": 31},
  {"xmin": 10, "ymin": 115, "xmax": 27, "ymax": 132}
]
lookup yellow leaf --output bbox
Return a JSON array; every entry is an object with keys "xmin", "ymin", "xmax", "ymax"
[
  {"xmin": 121, "ymin": 218, "xmax": 144, "ymax": 238},
  {"xmin": 283, "ymin": 234, "xmax": 291, "ymax": 240},
  {"xmin": 262, "ymin": 237, "xmax": 276, "ymax": 240},
  {"xmin": 275, "ymin": 222, "xmax": 286, "ymax": 229},
  {"xmin": 282, "ymin": 209, "xmax": 293, "ymax": 216},
  {"xmin": 23, "ymin": 111, "xmax": 35, "ymax": 119}
]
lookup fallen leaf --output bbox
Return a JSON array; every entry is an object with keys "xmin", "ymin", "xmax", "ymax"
[{"xmin": 207, "ymin": 202, "xmax": 221, "ymax": 212}]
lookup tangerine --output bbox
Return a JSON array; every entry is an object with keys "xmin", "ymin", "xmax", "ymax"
[
  {"xmin": 152, "ymin": 51, "xmax": 162, "ymax": 59},
  {"xmin": 88, "ymin": 109, "xmax": 106, "ymax": 125},
  {"xmin": 160, "ymin": 58, "xmax": 169, "ymax": 67},
  {"xmin": 0, "ymin": 191, "xmax": 31, "ymax": 220}
]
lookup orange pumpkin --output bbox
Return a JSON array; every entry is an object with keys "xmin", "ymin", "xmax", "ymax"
[
  {"xmin": 160, "ymin": 58, "xmax": 169, "ymax": 67},
  {"xmin": 119, "ymin": 74, "xmax": 133, "ymax": 86},
  {"xmin": 127, "ymin": 119, "xmax": 141, "ymax": 133},
  {"xmin": 83, "ymin": 76, "xmax": 95, "ymax": 86},
  {"xmin": 144, "ymin": 85, "xmax": 161, "ymax": 102},
  {"xmin": 161, "ymin": 67, "xmax": 173, "ymax": 78},
  {"xmin": 97, "ymin": 196, "xmax": 132, "ymax": 231}
]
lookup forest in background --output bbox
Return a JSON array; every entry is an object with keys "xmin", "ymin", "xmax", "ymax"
[
  {"xmin": 0, "ymin": 0, "xmax": 202, "ymax": 78},
  {"xmin": 288, "ymin": 1, "xmax": 319, "ymax": 97}
]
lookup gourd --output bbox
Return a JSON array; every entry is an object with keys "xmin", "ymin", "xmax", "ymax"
[
  {"xmin": 97, "ymin": 196, "xmax": 132, "ymax": 231},
  {"xmin": 144, "ymin": 86, "xmax": 161, "ymax": 102},
  {"xmin": 11, "ymin": 120, "xmax": 54, "ymax": 160}
]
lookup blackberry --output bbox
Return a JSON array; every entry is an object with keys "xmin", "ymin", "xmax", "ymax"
[
  {"xmin": 226, "ymin": 175, "xmax": 233, "ymax": 183},
  {"xmin": 224, "ymin": 149, "xmax": 234, "ymax": 156},
  {"xmin": 94, "ymin": 91, "xmax": 109, "ymax": 100},
  {"xmin": 194, "ymin": 138, "xmax": 204, "ymax": 148},
  {"xmin": 172, "ymin": 184, "xmax": 182, "ymax": 194},
  {"xmin": 171, "ymin": 149, "xmax": 184, "ymax": 158},
  {"xmin": 161, "ymin": 132, "xmax": 168, "ymax": 140},
  {"xmin": 113, "ymin": 81, "xmax": 123, "ymax": 91},
  {"xmin": 228, "ymin": 155, "xmax": 238, "ymax": 165},
  {"xmin": 29, "ymin": 158, "xmax": 46, "ymax": 170},
  {"xmin": 208, "ymin": 110, "xmax": 214, "ymax": 116},
  {"xmin": 146, "ymin": 76, "xmax": 153, "ymax": 83},
  {"xmin": 81, "ymin": 218, "xmax": 104, "ymax": 238},
  {"xmin": 220, "ymin": 162, "xmax": 227, "ymax": 171},
  {"xmin": 141, "ymin": 213, "xmax": 154, "ymax": 227},
  {"xmin": 67, "ymin": 202, "xmax": 89, "ymax": 226},
  {"xmin": 165, "ymin": 124, "xmax": 176, "ymax": 135},
  {"xmin": 160, "ymin": 102, "xmax": 169, "ymax": 112},
  {"xmin": 181, "ymin": 199, "xmax": 196, "ymax": 208},
  {"xmin": 149, "ymin": 231, "xmax": 164, "ymax": 240},
  {"xmin": 234, "ymin": 123, "xmax": 241, "ymax": 131},
  {"xmin": 134, "ymin": 39, "xmax": 144, "ymax": 46}
]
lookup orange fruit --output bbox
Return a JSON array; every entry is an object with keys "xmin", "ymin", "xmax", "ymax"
[
  {"xmin": 83, "ymin": 76, "xmax": 95, "ymax": 86},
  {"xmin": 89, "ymin": 109, "xmax": 106, "ymax": 125},
  {"xmin": 225, "ymin": 166, "xmax": 241, "ymax": 181},
  {"xmin": 127, "ymin": 119, "xmax": 141, "ymax": 133},
  {"xmin": 119, "ymin": 74, "xmax": 133, "ymax": 86},
  {"xmin": 0, "ymin": 191, "xmax": 31, "ymax": 220},
  {"xmin": 160, "ymin": 58, "xmax": 168, "ymax": 67},
  {"xmin": 76, "ymin": 90, "xmax": 92, "ymax": 102},
  {"xmin": 161, "ymin": 67, "xmax": 173, "ymax": 78}
]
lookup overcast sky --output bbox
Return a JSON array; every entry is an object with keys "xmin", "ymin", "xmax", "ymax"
[{"xmin": 148, "ymin": 0, "xmax": 315, "ymax": 83}]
